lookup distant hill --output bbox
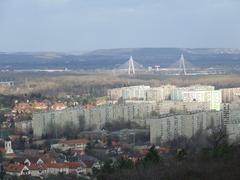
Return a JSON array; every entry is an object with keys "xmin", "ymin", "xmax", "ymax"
[{"xmin": 0, "ymin": 48, "xmax": 240, "ymax": 70}]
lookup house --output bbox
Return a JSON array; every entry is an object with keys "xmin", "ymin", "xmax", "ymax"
[
  {"xmin": 51, "ymin": 139, "xmax": 89, "ymax": 153},
  {"xmin": 95, "ymin": 99, "xmax": 107, "ymax": 106},
  {"xmin": 8, "ymin": 135, "xmax": 21, "ymax": 141},
  {"xmin": 46, "ymin": 162, "xmax": 87, "ymax": 175},
  {"xmin": 13, "ymin": 152, "xmax": 56, "ymax": 166},
  {"xmin": 46, "ymin": 163, "xmax": 69, "ymax": 175},
  {"xmin": 123, "ymin": 152, "xmax": 144, "ymax": 164},
  {"xmin": 5, "ymin": 163, "xmax": 47, "ymax": 177},
  {"xmin": 84, "ymin": 103, "xmax": 94, "ymax": 109},
  {"xmin": 5, "ymin": 164, "xmax": 30, "ymax": 176},
  {"xmin": 32, "ymin": 101, "xmax": 49, "ymax": 110},
  {"xmin": 28, "ymin": 164, "xmax": 47, "ymax": 177},
  {"xmin": 4, "ymin": 161, "xmax": 95, "ymax": 177},
  {"xmin": 23, "ymin": 157, "xmax": 45, "ymax": 166},
  {"xmin": 64, "ymin": 162, "xmax": 84, "ymax": 174},
  {"xmin": 51, "ymin": 102, "xmax": 67, "ymax": 111},
  {"xmin": 12, "ymin": 103, "xmax": 32, "ymax": 114},
  {"xmin": 80, "ymin": 160, "xmax": 101, "ymax": 175},
  {"xmin": 40, "ymin": 151, "xmax": 60, "ymax": 163},
  {"xmin": 13, "ymin": 156, "xmax": 45, "ymax": 167}
]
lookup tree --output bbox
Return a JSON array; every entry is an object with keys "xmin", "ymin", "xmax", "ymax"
[
  {"xmin": 82, "ymin": 99, "xmax": 90, "ymax": 106},
  {"xmin": 46, "ymin": 121, "xmax": 57, "ymax": 138},
  {"xmin": 176, "ymin": 148, "xmax": 187, "ymax": 161},
  {"xmin": 85, "ymin": 142, "xmax": 92, "ymax": 153},
  {"xmin": 208, "ymin": 127, "xmax": 227, "ymax": 149},
  {"xmin": 63, "ymin": 121, "xmax": 78, "ymax": 139},
  {"xmin": 117, "ymin": 157, "xmax": 134, "ymax": 170},
  {"xmin": 0, "ymin": 152, "xmax": 3, "ymax": 163},
  {"xmin": 0, "ymin": 164, "xmax": 5, "ymax": 180},
  {"xmin": 207, "ymin": 126, "xmax": 229, "ymax": 158},
  {"xmin": 151, "ymin": 111, "xmax": 158, "ymax": 117},
  {"xmin": 78, "ymin": 115, "xmax": 86, "ymax": 131},
  {"xmin": 43, "ymin": 140, "xmax": 51, "ymax": 151},
  {"xmin": 103, "ymin": 120, "xmax": 137, "ymax": 132},
  {"xmin": 143, "ymin": 145, "xmax": 161, "ymax": 164},
  {"xmin": 107, "ymin": 136, "xmax": 112, "ymax": 147},
  {"xmin": 101, "ymin": 159, "xmax": 115, "ymax": 174},
  {"xmin": 0, "ymin": 113, "xmax": 6, "ymax": 124},
  {"xmin": 117, "ymin": 97, "xmax": 124, "ymax": 104},
  {"xmin": 13, "ymin": 136, "xmax": 26, "ymax": 150}
]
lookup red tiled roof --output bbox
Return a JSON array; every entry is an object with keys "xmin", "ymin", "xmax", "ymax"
[
  {"xmin": 51, "ymin": 102, "xmax": 66, "ymax": 110},
  {"xmin": 5, "ymin": 164, "xmax": 26, "ymax": 172},
  {"xmin": 40, "ymin": 157, "xmax": 55, "ymax": 164},
  {"xmin": 85, "ymin": 104, "xmax": 94, "ymax": 109},
  {"xmin": 32, "ymin": 101, "xmax": 48, "ymax": 109},
  {"xmin": 28, "ymin": 164, "xmax": 47, "ymax": 171},
  {"xmin": 0, "ymin": 148, "xmax": 6, "ymax": 154},
  {"xmin": 46, "ymin": 163, "xmax": 67, "ymax": 169},
  {"xmin": 64, "ymin": 162, "xmax": 81, "ymax": 169},
  {"xmin": 46, "ymin": 162, "xmax": 84, "ymax": 169},
  {"xmin": 13, "ymin": 103, "xmax": 32, "ymax": 112},
  {"xmin": 5, "ymin": 163, "xmax": 47, "ymax": 172},
  {"xmin": 62, "ymin": 139, "xmax": 89, "ymax": 145}
]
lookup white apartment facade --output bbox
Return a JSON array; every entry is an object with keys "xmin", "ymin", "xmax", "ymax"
[
  {"xmin": 171, "ymin": 85, "xmax": 221, "ymax": 111},
  {"xmin": 108, "ymin": 85, "xmax": 176, "ymax": 102},
  {"xmin": 32, "ymin": 102, "xmax": 156, "ymax": 138},
  {"xmin": 148, "ymin": 111, "xmax": 222, "ymax": 144},
  {"xmin": 221, "ymin": 87, "xmax": 240, "ymax": 103}
]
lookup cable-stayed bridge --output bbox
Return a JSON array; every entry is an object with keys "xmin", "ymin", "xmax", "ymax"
[
  {"xmin": 169, "ymin": 54, "xmax": 196, "ymax": 75},
  {"xmin": 113, "ymin": 56, "xmax": 145, "ymax": 75},
  {"xmin": 112, "ymin": 54, "xmax": 220, "ymax": 76}
]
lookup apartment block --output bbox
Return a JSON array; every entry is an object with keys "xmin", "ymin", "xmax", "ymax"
[
  {"xmin": 148, "ymin": 111, "xmax": 222, "ymax": 144},
  {"xmin": 32, "ymin": 102, "xmax": 156, "ymax": 138}
]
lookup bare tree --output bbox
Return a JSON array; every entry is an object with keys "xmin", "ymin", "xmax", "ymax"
[{"xmin": 207, "ymin": 126, "xmax": 227, "ymax": 150}]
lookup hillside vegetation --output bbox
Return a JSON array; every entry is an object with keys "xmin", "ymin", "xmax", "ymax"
[{"xmin": 1, "ymin": 73, "xmax": 240, "ymax": 97}]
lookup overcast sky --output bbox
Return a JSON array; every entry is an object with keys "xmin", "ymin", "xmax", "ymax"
[{"xmin": 0, "ymin": 0, "xmax": 240, "ymax": 52}]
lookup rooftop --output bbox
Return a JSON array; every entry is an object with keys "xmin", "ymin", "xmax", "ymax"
[{"xmin": 61, "ymin": 138, "xmax": 89, "ymax": 145}]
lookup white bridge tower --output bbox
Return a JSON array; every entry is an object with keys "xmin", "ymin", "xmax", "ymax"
[
  {"xmin": 128, "ymin": 56, "xmax": 135, "ymax": 75},
  {"xmin": 179, "ymin": 54, "xmax": 187, "ymax": 75}
]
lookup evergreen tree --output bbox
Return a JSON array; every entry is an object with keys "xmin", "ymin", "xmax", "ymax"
[
  {"xmin": 0, "ymin": 152, "xmax": 3, "ymax": 163},
  {"xmin": 143, "ymin": 145, "xmax": 161, "ymax": 164},
  {"xmin": 117, "ymin": 157, "xmax": 134, "ymax": 170},
  {"xmin": 101, "ymin": 159, "xmax": 114, "ymax": 174},
  {"xmin": 0, "ymin": 164, "xmax": 5, "ymax": 179}
]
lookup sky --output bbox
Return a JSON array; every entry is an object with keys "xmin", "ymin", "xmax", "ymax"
[{"xmin": 0, "ymin": 0, "xmax": 240, "ymax": 52}]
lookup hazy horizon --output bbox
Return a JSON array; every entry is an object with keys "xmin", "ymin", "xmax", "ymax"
[{"xmin": 2, "ymin": 47, "xmax": 240, "ymax": 54}]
